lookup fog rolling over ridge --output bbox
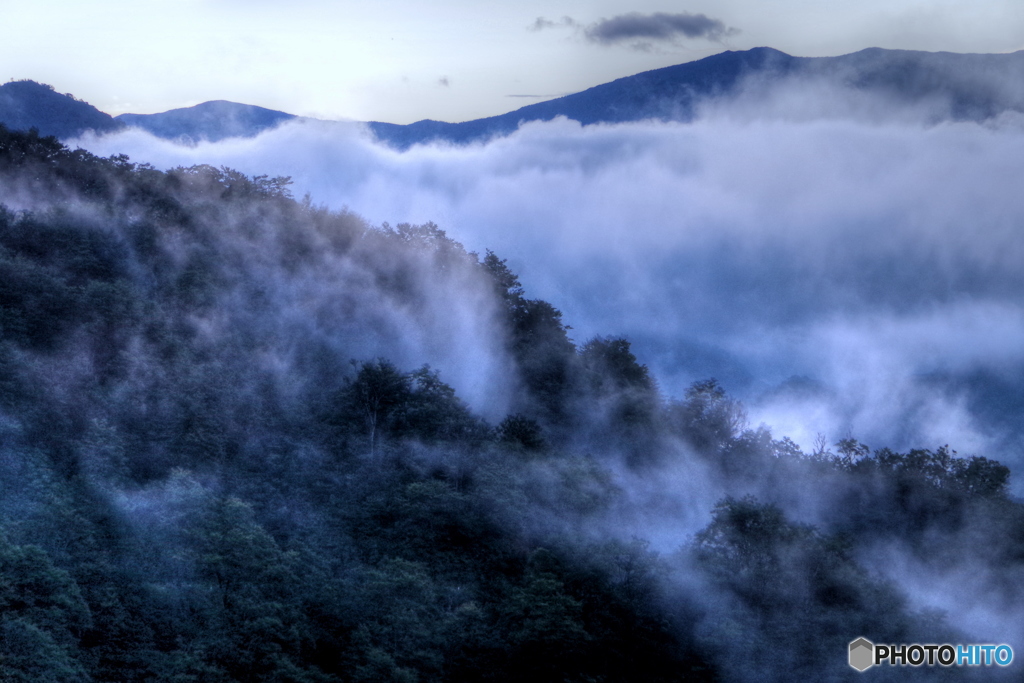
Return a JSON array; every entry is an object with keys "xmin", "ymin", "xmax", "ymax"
[
  {"xmin": 77, "ymin": 64, "xmax": 1024, "ymax": 494},
  {"xmin": 4, "ymin": 50, "xmax": 1024, "ymax": 681}
]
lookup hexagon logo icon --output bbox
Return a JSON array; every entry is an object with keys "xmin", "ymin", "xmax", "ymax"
[{"xmin": 849, "ymin": 638, "xmax": 874, "ymax": 672}]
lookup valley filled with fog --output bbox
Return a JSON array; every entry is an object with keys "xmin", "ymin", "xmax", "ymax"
[
  {"xmin": 77, "ymin": 78, "xmax": 1024, "ymax": 492},
  {"xmin": 2, "ymin": 57, "xmax": 1023, "ymax": 682}
]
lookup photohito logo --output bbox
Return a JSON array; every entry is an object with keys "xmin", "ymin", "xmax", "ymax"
[{"xmin": 849, "ymin": 638, "xmax": 1014, "ymax": 671}]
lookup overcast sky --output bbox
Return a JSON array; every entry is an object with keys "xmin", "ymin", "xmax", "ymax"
[{"xmin": 5, "ymin": 0, "xmax": 1024, "ymax": 123}]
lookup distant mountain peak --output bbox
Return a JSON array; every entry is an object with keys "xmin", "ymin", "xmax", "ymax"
[
  {"xmin": 116, "ymin": 100, "xmax": 297, "ymax": 143},
  {"xmin": 368, "ymin": 46, "xmax": 1024, "ymax": 149},
  {"xmin": 0, "ymin": 79, "xmax": 123, "ymax": 139},
  {"xmin": 5, "ymin": 47, "xmax": 1024, "ymax": 147}
]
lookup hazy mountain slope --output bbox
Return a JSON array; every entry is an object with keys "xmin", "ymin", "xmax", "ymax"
[
  {"xmin": 368, "ymin": 47, "xmax": 795, "ymax": 148},
  {"xmin": 0, "ymin": 80, "xmax": 124, "ymax": 139},
  {"xmin": 8, "ymin": 47, "xmax": 1024, "ymax": 146},
  {"xmin": 813, "ymin": 47, "xmax": 1024, "ymax": 119},
  {"xmin": 368, "ymin": 46, "xmax": 1024, "ymax": 148},
  {"xmin": 116, "ymin": 99, "xmax": 297, "ymax": 142}
]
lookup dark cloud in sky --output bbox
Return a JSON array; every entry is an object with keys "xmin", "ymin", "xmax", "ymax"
[
  {"xmin": 528, "ymin": 16, "xmax": 579, "ymax": 32},
  {"xmin": 585, "ymin": 12, "xmax": 736, "ymax": 45},
  {"xmin": 529, "ymin": 11, "xmax": 737, "ymax": 49}
]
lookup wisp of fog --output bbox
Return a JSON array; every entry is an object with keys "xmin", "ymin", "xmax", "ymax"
[
  {"xmin": 75, "ymin": 79, "xmax": 1024, "ymax": 500},
  {"xmin": 0, "ymin": 69, "xmax": 1009, "ymax": 681}
]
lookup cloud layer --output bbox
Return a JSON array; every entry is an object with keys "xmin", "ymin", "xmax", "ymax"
[{"xmin": 73, "ymin": 81, "xmax": 1024, "ymax": 493}]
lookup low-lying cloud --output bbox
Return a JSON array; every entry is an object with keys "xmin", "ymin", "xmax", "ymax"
[{"xmin": 72, "ymin": 79, "xmax": 1024, "ymax": 494}]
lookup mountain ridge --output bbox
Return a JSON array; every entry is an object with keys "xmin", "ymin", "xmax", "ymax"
[
  {"xmin": 366, "ymin": 46, "xmax": 1024, "ymax": 148},
  {"xmin": 4, "ymin": 46, "xmax": 1024, "ymax": 147},
  {"xmin": 0, "ymin": 79, "xmax": 124, "ymax": 139},
  {"xmin": 116, "ymin": 99, "xmax": 297, "ymax": 143}
]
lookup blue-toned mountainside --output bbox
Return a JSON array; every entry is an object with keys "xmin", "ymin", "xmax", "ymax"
[
  {"xmin": 0, "ymin": 80, "xmax": 124, "ymax": 139},
  {"xmin": 368, "ymin": 47, "xmax": 791, "ymax": 148},
  {"xmin": 116, "ymin": 100, "xmax": 297, "ymax": 142},
  {"xmin": 3, "ymin": 47, "xmax": 1024, "ymax": 146},
  {"xmin": 368, "ymin": 47, "xmax": 1024, "ymax": 148}
]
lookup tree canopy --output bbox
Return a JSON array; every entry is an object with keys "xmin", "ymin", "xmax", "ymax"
[{"xmin": 0, "ymin": 126, "xmax": 1020, "ymax": 682}]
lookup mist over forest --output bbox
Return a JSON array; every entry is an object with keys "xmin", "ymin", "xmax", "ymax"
[
  {"xmin": 2, "ymin": 57, "xmax": 1024, "ymax": 681},
  {"xmin": 77, "ymin": 71, "xmax": 1024, "ymax": 491}
]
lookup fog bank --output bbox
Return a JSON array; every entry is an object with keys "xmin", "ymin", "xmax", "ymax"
[{"xmin": 74, "ymin": 87, "xmax": 1024, "ymax": 492}]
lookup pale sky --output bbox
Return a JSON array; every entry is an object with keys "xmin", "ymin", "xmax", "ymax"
[{"xmin": 4, "ymin": 0, "xmax": 1024, "ymax": 124}]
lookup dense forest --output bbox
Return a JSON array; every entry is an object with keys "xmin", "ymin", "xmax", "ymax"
[{"xmin": 0, "ymin": 124, "xmax": 1021, "ymax": 681}]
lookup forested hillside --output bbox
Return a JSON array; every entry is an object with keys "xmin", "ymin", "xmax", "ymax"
[{"xmin": 1, "ymin": 125, "xmax": 1021, "ymax": 681}]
